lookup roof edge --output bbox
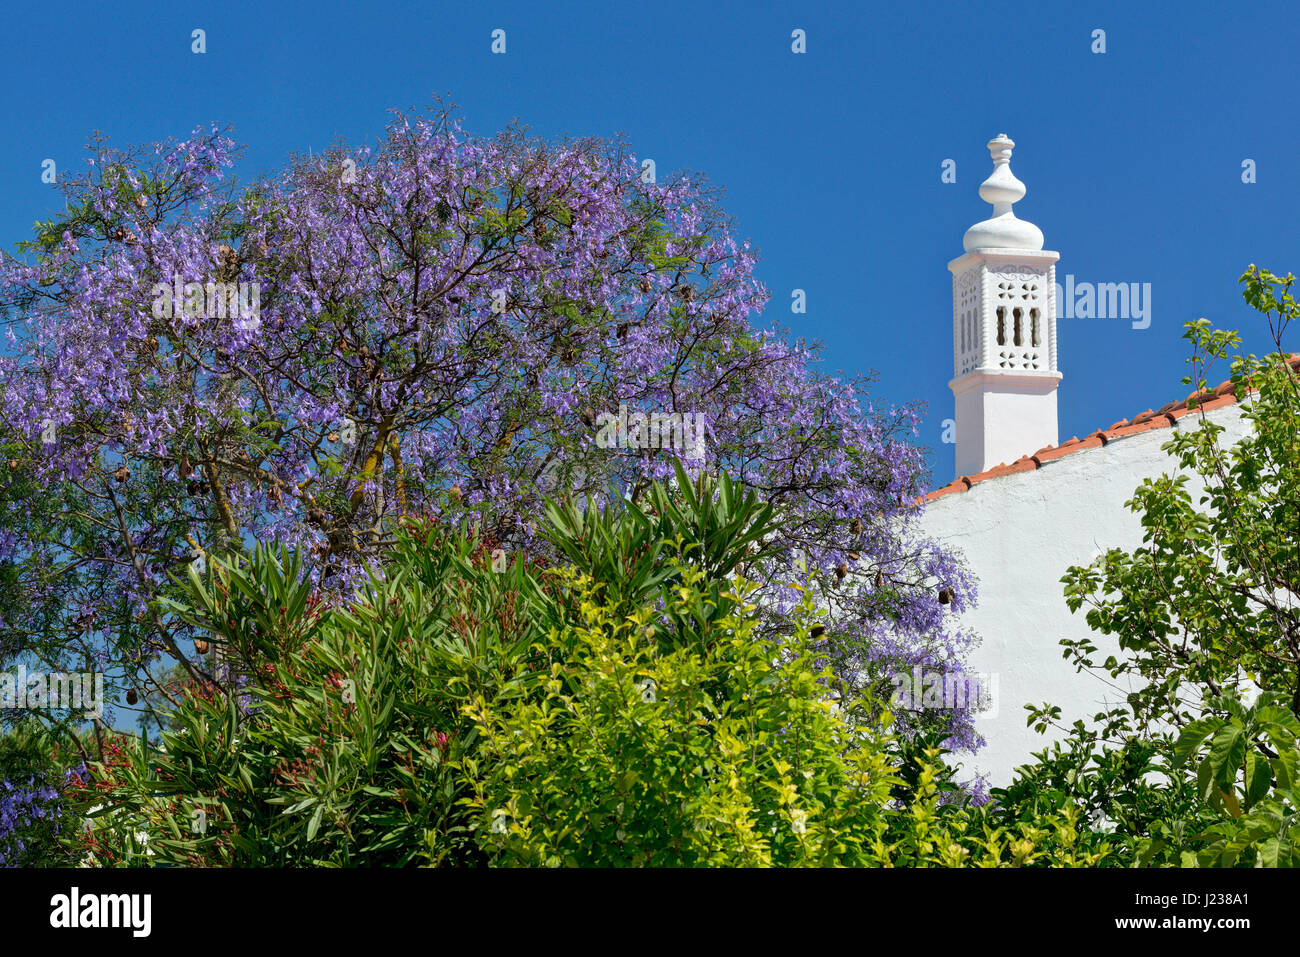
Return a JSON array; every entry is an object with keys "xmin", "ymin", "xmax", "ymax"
[{"xmin": 922, "ymin": 355, "xmax": 1300, "ymax": 503}]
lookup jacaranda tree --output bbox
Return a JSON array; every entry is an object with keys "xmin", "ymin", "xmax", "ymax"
[{"xmin": 0, "ymin": 101, "xmax": 976, "ymax": 761}]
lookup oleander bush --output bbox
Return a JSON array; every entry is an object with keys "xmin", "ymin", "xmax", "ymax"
[{"xmin": 76, "ymin": 527, "xmax": 545, "ymax": 866}]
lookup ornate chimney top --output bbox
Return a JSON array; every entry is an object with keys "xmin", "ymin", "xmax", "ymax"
[{"xmin": 962, "ymin": 134, "xmax": 1044, "ymax": 252}]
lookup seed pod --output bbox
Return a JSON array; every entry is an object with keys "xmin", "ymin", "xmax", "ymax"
[
  {"xmin": 579, "ymin": 407, "xmax": 596, "ymax": 427},
  {"xmin": 125, "ymin": 689, "xmax": 139, "ymax": 706},
  {"xmin": 194, "ymin": 639, "xmax": 210, "ymax": 655},
  {"xmin": 327, "ymin": 432, "xmax": 339, "ymax": 443},
  {"xmin": 874, "ymin": 569, "xmax": 884, "ymax": 589},
  {"xmin": 134, "ymin": 193, "xmax": 149, "ymax": 210},
  {"xmin": 835, "ymin": 563, "xmax": 848, "ymax": 581},
  {"xmin": 848, "ymin": 551, "xmax": 860, "ymax": 561},
  {"xmin": 938, "ymin": 587, "xmax": 954, "ymax": 605},
  {"xmin": 638, "ymin": 277, "xmax": 653, "ymax": 293},
  {"xmin": 114, "ymin": 466, "xmax": 130, "ymax": 483},
  {"xmin": 7, "ymin": 460, "xmax": 17, "ymax": 470},
  {"xmin": 849, "ymin": 518, "xmax": 862, "ymax": 536},
  {"xmin": 308, "ymin": 507, "xmax": 326, "ymax": 526}
]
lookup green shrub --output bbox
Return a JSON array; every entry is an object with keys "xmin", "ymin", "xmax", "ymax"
[
  {"xmin": 73, "ymin": 466, "xmax": 1114, "ymax": 867},
  {"xmin": 80, "ymin": 528, "xmax": 547, "ymax": 866},
  {"xmin": 1047, "ymin": 266, "xmax": 1300, "ymax": 868},
  {"xmin": 1, "ymin": 725, "xmax": 85, "ymax": 867},
  {"xmin": 463, "ymin": 567, "xmax": 897, "ymax": 866}
]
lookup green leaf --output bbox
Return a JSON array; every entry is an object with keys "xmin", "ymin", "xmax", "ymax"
[
  {"xmin": 1206, "ymin": 724, "xmax": 1246, "ymax": 789},
  {"xmin": 1171, "ymin": 716, "xmax": 1223, "ymax": 769},
  {"xmin": 1243, "ymin": 750, "xmax": 1272, "ymax": 808},
  {"xmin": 307, "ymin": 804, "xmax": 324, "ymax": 841}
]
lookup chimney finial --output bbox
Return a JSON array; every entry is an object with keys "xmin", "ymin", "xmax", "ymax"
[{"xmin": 963, "ymin": 133, "xmax": 1043, "ymax": 252}]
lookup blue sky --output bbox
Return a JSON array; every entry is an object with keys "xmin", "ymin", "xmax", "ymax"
[{"xmin": 1, "ymin": 0, "xmax": 1295, "ymax": 484}]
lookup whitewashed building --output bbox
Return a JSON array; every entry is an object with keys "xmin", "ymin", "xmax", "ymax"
[{"xmin": 920, "ymin": 136, "xmax": 1255, "ymax": 785}]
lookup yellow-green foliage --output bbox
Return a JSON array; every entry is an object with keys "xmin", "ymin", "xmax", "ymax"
[
  {"xmin": 464, "ymin": 565, "xmax": 1113, "ymax": 867},
  {"xmin": 875, "ymin": 751, "xmax": 1110, "ymax": 867},
  {"xmin": 464, "ymin": 568, "xmax": 897, "ymax": 866}
]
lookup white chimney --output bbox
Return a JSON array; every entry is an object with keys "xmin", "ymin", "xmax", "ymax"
[{"xmin": 948, "ymin": 134, "xmax": 1062, "ymax": 478}]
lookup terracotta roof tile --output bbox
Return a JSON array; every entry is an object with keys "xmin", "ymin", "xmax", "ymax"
[
  {"xmin": 975, "ymin": 458, "xmax": 1038, "ymax": 482},
  {"xmin": 1104, "ymin": 418, "xmax": 1167, "ymax": 441},
  {"xmin": 1032, "ymin": 444, "xmax": 1077, "ymax": 465},
  {"xmin": 925, "ymin": 357, "xmax": 1300, "ymax": 503},
  {"xmin": 923, "ymin": 476, "xmax": 971, "ymax": 502},
  {"xmin": 1195, "ymin": 394, "xmax": 1237, "ymax": 413}
]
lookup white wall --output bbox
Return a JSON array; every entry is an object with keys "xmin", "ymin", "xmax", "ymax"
[{"xmin": 919, "ymin": 402, "xmax": 1250, "ymax": 786}]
